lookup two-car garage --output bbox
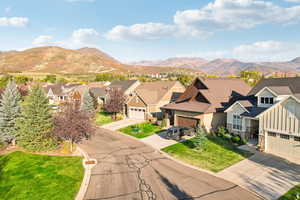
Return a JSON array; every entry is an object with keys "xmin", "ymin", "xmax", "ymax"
[
  {"xmin": 128, "ymin": 107, "xmax": 146, "ymax": 120},
  {"xmin": 176, "ymin": 116, "xmax": 199, "ymax": 128},
  {"xmin": 267, "ymin": 132, "xmax": 300, "ymax": 160}
]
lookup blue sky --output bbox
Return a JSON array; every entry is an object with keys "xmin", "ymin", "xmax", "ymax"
[{"xmin": 1, "ymin": 0, "xmax": 300, "ymax": 62}]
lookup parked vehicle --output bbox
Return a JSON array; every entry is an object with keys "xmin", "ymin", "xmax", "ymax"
[{"xmin": 166, "ymin": 126, "xmax": 195, "ymax": 140}]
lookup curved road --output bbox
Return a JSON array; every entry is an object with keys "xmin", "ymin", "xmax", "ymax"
[{"xmin": 80, "ymin": 128, "xmax": 262, "ymax": 200}]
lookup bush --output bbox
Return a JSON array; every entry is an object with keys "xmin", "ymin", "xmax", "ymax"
[
  {"xmin": 216, "ymin": 126, "xmax": 227, "ymax": 137},
  {"xmin": 231, "ymin": 135, "xmax": 241, "ymax": 144},
  {"xmin": 160, "ymin": 119, "xmax": 167, "ymax": 128},
  {"xmin": 116, "ymin": 113, "xmax": 124, "ymax": 121},
  {"xmin": 223, "ymin": 133, "xmax": 232, "ymax": 140},
  {"xmin": 240, "ymin": 138, "xmax": 247, "ymax": 145}
]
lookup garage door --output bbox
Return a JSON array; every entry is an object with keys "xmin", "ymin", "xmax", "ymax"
[
  {"xmin": 129, "ymin": 107, "xmax": 146, "ymax": 120},
  {"xmin": 267, "ymin": 132, "xmax": 300, "ymax": 159},
  {"xmin": 177, "ymin": 116, "xmax": 199, "ymax": 128}
]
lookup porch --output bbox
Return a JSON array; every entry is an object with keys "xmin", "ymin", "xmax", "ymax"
[{"xmin": 227, "ymin": 118, "xmax": 259, "ymax": 142}]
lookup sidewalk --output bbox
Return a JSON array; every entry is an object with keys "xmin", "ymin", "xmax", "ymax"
[{"xmin": 100, "ymin": 118, "xmax": 144, "ymax": 131}]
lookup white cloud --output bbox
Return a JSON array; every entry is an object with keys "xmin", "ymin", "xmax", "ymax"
[
  {"xmin": 0, "ymin": 17, "xmax": 29, "ymax": 27},
  {"xmin": 33, "ymin": 35, "xmax": 54, "ymax": 46},
  {"xmin": 174, "ymin": 0, "xmax": 300, "ymax": 37},
  {"xmin": 32, "ymin": 28, "xmax": 100, "ymax": 48},
  {"xmin": 70, "ymin": 28, "xmax": 99, "ymax": 45},
  {"xmin": 106, "ymin": 23, "xmax": 176, "ymax": 41},
  {"xmin": 232, "ymin": 41, "xmax": 300, "ymax": 61},
  {"xmin": 106, "ymin": 0, "xmax": 300, "ymax": 40},
  {"xmin": 178, "ymin": 41, "xmax": 300, "ymax": 62}
]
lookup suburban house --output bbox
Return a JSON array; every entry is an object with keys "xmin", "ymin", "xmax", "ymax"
[
  {"xmin": 126, "ymin": 81, "xmax": 185, "ymax": 120},
  {"xmin": 43, "ymin": 83, "xmax": 81, "ymax": 105},
  {"xmin": 108, "ymin": 80, "xmax": 140, "ymax": 96},
  {"xmin": 161, "ymin": 78, "xmax": 251, "ymax": 132},
  {"xmin": 225, "ymin": 77, "xmax": 300, "ymax": 160}
]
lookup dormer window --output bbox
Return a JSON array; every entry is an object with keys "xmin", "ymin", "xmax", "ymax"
[{"xmin": 261, "ymin": 97, "xmax": 274, "ymax": 105}]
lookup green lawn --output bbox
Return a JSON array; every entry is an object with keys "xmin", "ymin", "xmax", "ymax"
[
  {"xmin": 119, "ymin": 122, "xmax": 163, "ymax": 139},
  {"xmin": 162, "ymin": 137, "xmax": 253, "ymax": 172},
  {"xmin": 0, "ymin": 151, "xmax": 84, "ymax": 200},
  {"xmin": 279, "ymin": 184, "xmax": 300, "ymax": 200},
  {"xmin": 95, "ymin": 112, "xmax": 113, "ymax": 125}
]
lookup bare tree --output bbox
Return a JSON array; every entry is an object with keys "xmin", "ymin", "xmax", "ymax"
[
  {"xmin": 52, "ymin": 102, "xmax": 95, "ymax": 152},
  {"xmin": 104, "ymin": 88, "xmax": 126, "ymax": 120}
]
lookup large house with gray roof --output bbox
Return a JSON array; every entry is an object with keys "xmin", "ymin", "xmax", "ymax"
[{"xmin": 225, "ymin": 77, "xmax": 300, "ymax": 160}]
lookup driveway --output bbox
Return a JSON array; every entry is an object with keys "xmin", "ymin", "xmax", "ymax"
[
  {"xmin": 101, "ymin": 118, "xmax": 144, "ymax": 131},
  {"xmin": 218, "ymin": 151, "xmax": 300, "ymax": 200},
  {"xmin": 80, "ymin": 128, "xmax": 261, "ymax": 200},
  {"xmin": 140, "ymin": 131, "xmax": 178, "ymax": 149}
]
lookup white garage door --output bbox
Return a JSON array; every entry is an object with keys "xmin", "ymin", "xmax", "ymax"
[
  {"xmin": 267, "ymin": 132, "xmax": 300, "ymax": 160},
  {"xmin": 129, "ymin": 107, "xmax": 146, "ymax": 120}
]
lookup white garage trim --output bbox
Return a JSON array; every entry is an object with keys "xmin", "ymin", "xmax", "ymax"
[{"xmin": 128, "ymin": 106, "xmax": 146, "ymax": 120}]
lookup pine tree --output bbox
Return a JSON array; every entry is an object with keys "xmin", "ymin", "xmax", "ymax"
[
  {"xmin": 193, "ymin": 126, "xmax": 208, "ymax": 151},
  {"xmin": 0, "ymin": 81, "xmax": 22, "ymax": 144},
  {"xmin": 80, "ymin": 89, "xmax": 95, "ymax": 113},
  {"xmin": 17, "ymin": 85, "xmax": 57, "ymax": 152}
]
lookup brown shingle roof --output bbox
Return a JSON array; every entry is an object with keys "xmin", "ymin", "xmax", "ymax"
[
  {"xmin": 248, "ymin": 77, "xmax": 300, "ymax": 96},
  {"xmin": 162, "ymin": 77, "xmax": 251, "ymax": 113},
  {"xmin": 109, "ymin": 80, "xmax": 138, "ymax": 93},
  {"xmin": 135, "ymin": 81, "xmax": 179, "ymax": 105}
]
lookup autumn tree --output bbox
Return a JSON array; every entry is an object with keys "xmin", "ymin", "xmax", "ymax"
[
  {"xmin": 104, "ymin": 89, "xmax": 126, "ymax": 120},
  {"xmin": 52, "ymin": 102, "xmax": 95, "ymax": 152}
]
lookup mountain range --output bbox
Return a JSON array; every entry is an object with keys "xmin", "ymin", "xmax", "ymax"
[
  {"xmin": 1, "ymin": 46, "xmax": 300, "ymax": 76},
  {"xmin": 131, "ymin": 57, "xmax": 300, "ymax": 75},
  {"xmin": 0, "ymin": 46, "xmax": 197, "ymax": 75}
]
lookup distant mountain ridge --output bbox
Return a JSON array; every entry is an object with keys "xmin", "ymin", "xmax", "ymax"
[
  {"xmin": 0, "ymin": 46, "xmax": 198, "ymax": 75},
  {"xmin": 132, "ymin": 57, "xmax": 300, "ymax": 75}
]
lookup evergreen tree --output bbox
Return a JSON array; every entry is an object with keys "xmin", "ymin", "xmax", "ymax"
[
  {"xmin": 80, "ymin": 89, "xmax": 95, "ymax": 113},
  {"xmin": 193, "ymin": 126, "xmax": 208, "ymax": 151},
  {"xmin": 0, "ymin": 81, "xmax": 22, "ymax": 144},
  {"xmin": 17, "ymin": 85, "xmax": 57, "ymax": 152}
]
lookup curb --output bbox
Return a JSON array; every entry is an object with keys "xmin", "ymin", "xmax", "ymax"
[
  {"xmin": 106, "ymin": 128, "xmax": 264, "ymax": 200},
  {"xmin": 75, "ymin": 146, "xmax": 97, "ymax": 200}
]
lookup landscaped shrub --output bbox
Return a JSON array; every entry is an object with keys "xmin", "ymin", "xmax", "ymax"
[
  {"xmin": 193, "ymin": 126, "xmax": 208, "ymax": 151},
  {"xmin": 160, "ymin": 119, "xmax": 167, "ymax": 128},
  {"xmin": 223, "ymin": 133, "xmax": 232, "ymax": 141},
  {"xmin": 231, "ymin": 135, "xmax": 241, "ymax": 144},
  {"xmin": 240, "ymin": 138, "xmax": 247, "ymax": 145},
  {"xmin": 116, "ymin": 113, "xmax": 124, "ymax": 121},
  {"xmin": 216, "ymin": 126, "xmax": 227, "ymax": 137}
]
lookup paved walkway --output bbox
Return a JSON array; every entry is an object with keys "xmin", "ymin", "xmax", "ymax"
[
  {"xmin": 79, "ymin": 128, "xmax": 261, "ymax": 200},
  {"xmin": 140, "ymin": 131, "xmax": 178, "ymax": 149},
  {"xmin": 101, "ymin": 118, "xmax": 144, "ymax": 131},
  {"xmin": 218, "ymin": 151, "xmax": 300, "ymax": 200}
]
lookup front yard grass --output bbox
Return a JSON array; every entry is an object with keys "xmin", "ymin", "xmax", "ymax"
[
  {"xmin": 162, "ymin": 136, "xmax": 253, "ymax": 172},
  {"xmin": 279, "ymin": 184, "xmax": 300, "ymax": 200},
  {"xmin": 0, "ymin": 151, "xmax": 84, "ymax": 200},
  {"xmin": 119, "ymin": 122, "xmax": 163, "ymax": 139},
  {"xmin": 95, "ymin": 111, "xmax": 114, "ymax": 125}
]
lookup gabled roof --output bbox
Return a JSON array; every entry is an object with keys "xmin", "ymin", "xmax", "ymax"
[
  {"xmin": 109, "ymin": 80, "xmax": 138, "ymax": 93},
  {"xmin": 90, "ymin": 87, "xmax": 107, "ymax": 97},
  {"xmin": 162, "ymin": 77, "xmax": 251, "ymax": 113},
  {"xmin": 134, "ymin": 81, "xmax": 181, "ymax": 105},
  {"xmin": 248, "ymin": 77, "xmax": 300, "ymax": 96},
  {"xmin": 43, "ymin": 83, "xmax": 81, "ymax": 96}
]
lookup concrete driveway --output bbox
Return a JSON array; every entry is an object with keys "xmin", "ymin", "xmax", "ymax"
[
  {"xmin": 101, "ymin": 118, "xmax": 144, "ymax": 131},
  {"xmin": 80, "ymin": 128, "xmax": 261, "ymax": 200},
  {"xmin": 140, "ymin": 131, "xmax": 178, "ymax": 150},
  {"xmin": 218, "ymin": 151, "xmax": 300, "ymax": 200}
]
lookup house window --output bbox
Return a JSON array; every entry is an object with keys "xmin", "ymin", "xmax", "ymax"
[
  {"xmin": 268, "ymin": 132, "xmax": 277, "ymax": 137},
  {"xmin": 260, "ymin": 97, "xmax": 274, "ymax": 105},
  {"xmin": 294, "ymin": 136, "xmax": 300, "ymax": 142},
  {"xmin": 280, "ymin": 134, "xmax": 290, "ymax": 140},
  {"xmin": 233, "ymin": 115, "xmax": 242, "ymax": 130}
]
